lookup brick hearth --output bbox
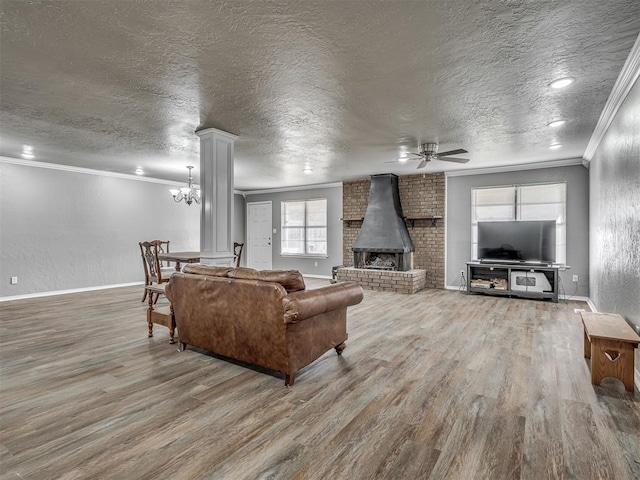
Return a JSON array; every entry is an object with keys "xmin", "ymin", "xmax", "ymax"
[{"xmin": 336, "ymin": 267, "xmax": 427, "ymax": 294}]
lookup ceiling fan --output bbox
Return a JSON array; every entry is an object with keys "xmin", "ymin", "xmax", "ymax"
[{"xmin": 388, "ymin": 143, "xmax": 470, "ymax": 169}]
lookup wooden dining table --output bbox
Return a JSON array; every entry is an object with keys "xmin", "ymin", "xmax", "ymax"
[{"xmin": 158, "ymin": 251, "xmax": 200, "ymax": 271}]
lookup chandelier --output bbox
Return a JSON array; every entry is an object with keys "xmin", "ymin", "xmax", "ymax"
[{"xmin": 169, "ymin": 166, "xmax": 201, "ymax": 206}]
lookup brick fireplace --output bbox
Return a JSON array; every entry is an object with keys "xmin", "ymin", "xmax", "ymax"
[
  {"xmin": 341, "ymin": 172, "xmax": 445, "ymax": 289},
  {"xmin": 351, "ymin": 174, "xmax": 415, "ymax": 273}
]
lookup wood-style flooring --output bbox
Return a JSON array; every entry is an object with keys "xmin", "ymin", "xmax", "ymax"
[{"xmin": 1, "ymin": 281, "xmax": 639, "ymax": 479}]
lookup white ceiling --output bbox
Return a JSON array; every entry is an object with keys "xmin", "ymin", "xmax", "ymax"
[{"xmin": 1, "ymin": 1, "xmax": 639, "ymax": 190}]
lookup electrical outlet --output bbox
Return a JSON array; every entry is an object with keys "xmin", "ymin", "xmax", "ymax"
[
  {"xmin": 460, "ymin": 270, "xmax": 465, "ymax": 277},
  {"xmin": 314, "ymin": 261, "xmax": 318, "ymax": 267},
  {"xmin": 10, "ymin": 276, "xmax": 18, "ymax": 285},
  {"xmin": 572, "ymin": 275, "xmax": 579, "ymax": 282}
]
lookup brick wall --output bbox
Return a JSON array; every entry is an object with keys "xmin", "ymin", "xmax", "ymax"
[{"xmin": 342, "ymin": 173, "xmax": 445, "ymax": 289}]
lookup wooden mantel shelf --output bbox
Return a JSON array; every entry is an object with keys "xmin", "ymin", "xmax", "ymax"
[
  {"xmin": 404, "ymin": 215, "xmax": 443, "ymax": 227},
  {"xmin": 340, "ymin": 217, "xmax": 364, "ymax": 227},
  {"xmin": 341, "ymin": 215, "xmax": 442, "ymax": 227}
]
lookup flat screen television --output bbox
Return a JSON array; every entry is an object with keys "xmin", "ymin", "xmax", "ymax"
[{"xmin": 477, "ymin": 220, "xmax": 556, "ymax": 264}]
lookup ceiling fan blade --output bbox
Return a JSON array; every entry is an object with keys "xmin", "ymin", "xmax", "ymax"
[
  {"xmin": 438, "ymin": 156, "xmax": 470, "ymax": 164},
  {"xmin": 416, "ymin": 159, "xmax": 428, "ymax": 169},
  {"xmin": 438, "ymin": 149, "xmax": 468, "ymax": 157}
]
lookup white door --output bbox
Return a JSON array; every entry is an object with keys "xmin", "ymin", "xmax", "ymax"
[{"xmin": 247, "ymin": 201, "xmax": 273, "ymax": 270}]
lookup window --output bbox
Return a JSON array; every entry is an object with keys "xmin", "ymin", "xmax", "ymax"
[
  {"xmin": 471, "ymin": 182, "xmax": 566, "ymax": 264},
  {"xmin": 281, "ymin": 199, "xmax": 327, "ymax": 256}
]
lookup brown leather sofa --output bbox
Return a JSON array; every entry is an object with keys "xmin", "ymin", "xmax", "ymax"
[{"xmin": 165, "ymin": 265, "xmax": 364, "ymax": 386}]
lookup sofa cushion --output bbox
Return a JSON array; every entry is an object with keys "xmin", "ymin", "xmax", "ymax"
[
  {"xmin": 182, "ymin": 264, "xmax": 234, "ymax": 277},
  {"xmin": 228, "ymin": 267, "xmax": 306, "ymax": 293}
]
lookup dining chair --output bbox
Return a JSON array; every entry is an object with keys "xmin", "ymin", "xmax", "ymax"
[
  {"xmin": 145, "ymin": 284, "xmax": 176, "ymax": 344},
  {"xmin": 154, "ymin": 240, "xmax": 171, "ymax": 267},
  {"xmin": 139, "ymin": 240, "xmax": 174, "ymax": 302},
  {"xmin": 233, "ymin": 242, "xmax": 244, "ymax": 268}
]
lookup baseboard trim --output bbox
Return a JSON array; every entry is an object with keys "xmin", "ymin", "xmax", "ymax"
[
  {"xmin": 559, "ymin": 295, "xmax": 591, "ymax": 303},
  {"xmin": 0, "ymin": 281, "xmax": 144, "ymax": 302},
  {"xmin": 585, "ymin": 297, "xmax": 598, "ymax": 313}
]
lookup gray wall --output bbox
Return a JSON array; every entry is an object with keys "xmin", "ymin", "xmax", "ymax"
[
  {"xmin": 446, "ymin": 165, "xmax": 590, "ymax": 297},
  {"xmin": 245, "ymin": 185, "xmax": 343, "ymax": 277},
  {"xmin": 0, "ymin": 161, "xmax": 246, "ymax": 298},
  {"xmin": 588, "ymin": 78, "xmax": 640, "ymax": 376}
]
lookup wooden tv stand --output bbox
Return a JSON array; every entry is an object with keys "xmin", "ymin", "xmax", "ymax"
[{"xmin": 466, "ymin": 262, "xmax": 560, "ymax": 303}]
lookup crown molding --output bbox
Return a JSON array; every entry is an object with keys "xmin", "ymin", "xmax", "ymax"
[
  {"xmin": 444, "ymin": 158, "xmax": 583, "ymax": 178},
  {"xmin": 242, "ymin": 182, "xmax": 343, "ymax": 195},
  {"xmin": 0, "ymin": 156, "xmax": 191, "ymax": 187},
  {"xmin": 583, "ymin": 34, "xmax": 640, "ymax": 163},
  {"xmin": 2, "ymin": 156, "xmax": 246, "ymax": 195},
  {"xmin": 195, "ymin": 127, "xmax": 239, "ymax": 141}
]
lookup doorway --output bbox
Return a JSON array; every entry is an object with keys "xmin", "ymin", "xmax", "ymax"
[{"xmin": 246, "ymin": 201, "xmax": 272, "ymax": 270}]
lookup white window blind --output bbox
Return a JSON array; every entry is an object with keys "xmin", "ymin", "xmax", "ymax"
[
  {"xmin": 281, "ymin": 199, "xmax": 327, "ymax": 256},
  {"xmin": 471, "ymin": 182, "xmax": 566, "ymax": 264},
  {"xmin": 472, "ymin": 186, "xmax": 516, "ymax": 223}
]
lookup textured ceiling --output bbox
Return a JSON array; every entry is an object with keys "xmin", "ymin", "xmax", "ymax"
[{"xmin": 1, "ymin": 1, "xmax": 639, "ymax": 190}]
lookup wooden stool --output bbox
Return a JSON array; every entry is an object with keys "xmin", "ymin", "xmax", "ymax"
[
  {"xmin": 146, "ymin": 285, "xmax": 176, "ymax": 344},
  {"xmin": 581, "ymin": 312, "xmax": 639, "ymax": 392}
]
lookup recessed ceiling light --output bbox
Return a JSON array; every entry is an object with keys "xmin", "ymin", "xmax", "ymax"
[
  {"xmin": 547, "ymin": 120, "xmax": 566, "ymax": 128},
  {"xmin": 549, "ymin": 77, "xmax": 574, "ymax": 89},
  {"xmin": 135, "ymin": 167, "xmax": 144, "ymax": 175},
  {"xmin": 303, "ymin": 167, "xmax": 313, "ymax": 174},
  {"xmin": 21, "ymin": 145, "xmax": 35, "ymax": 159},
  {"xmin": 549, "ymin": 143, "xmax": 563, "ymax": 150}
]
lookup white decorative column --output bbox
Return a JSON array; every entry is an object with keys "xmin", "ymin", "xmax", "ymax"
[{"xmin": 196, "ymin": 127, "xmax": 238, "ymax": 266}]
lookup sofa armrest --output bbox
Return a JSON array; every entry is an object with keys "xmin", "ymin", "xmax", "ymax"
[{"xmin": 282, "ymin": 281, "xmax": 364, "ymax": 324}]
